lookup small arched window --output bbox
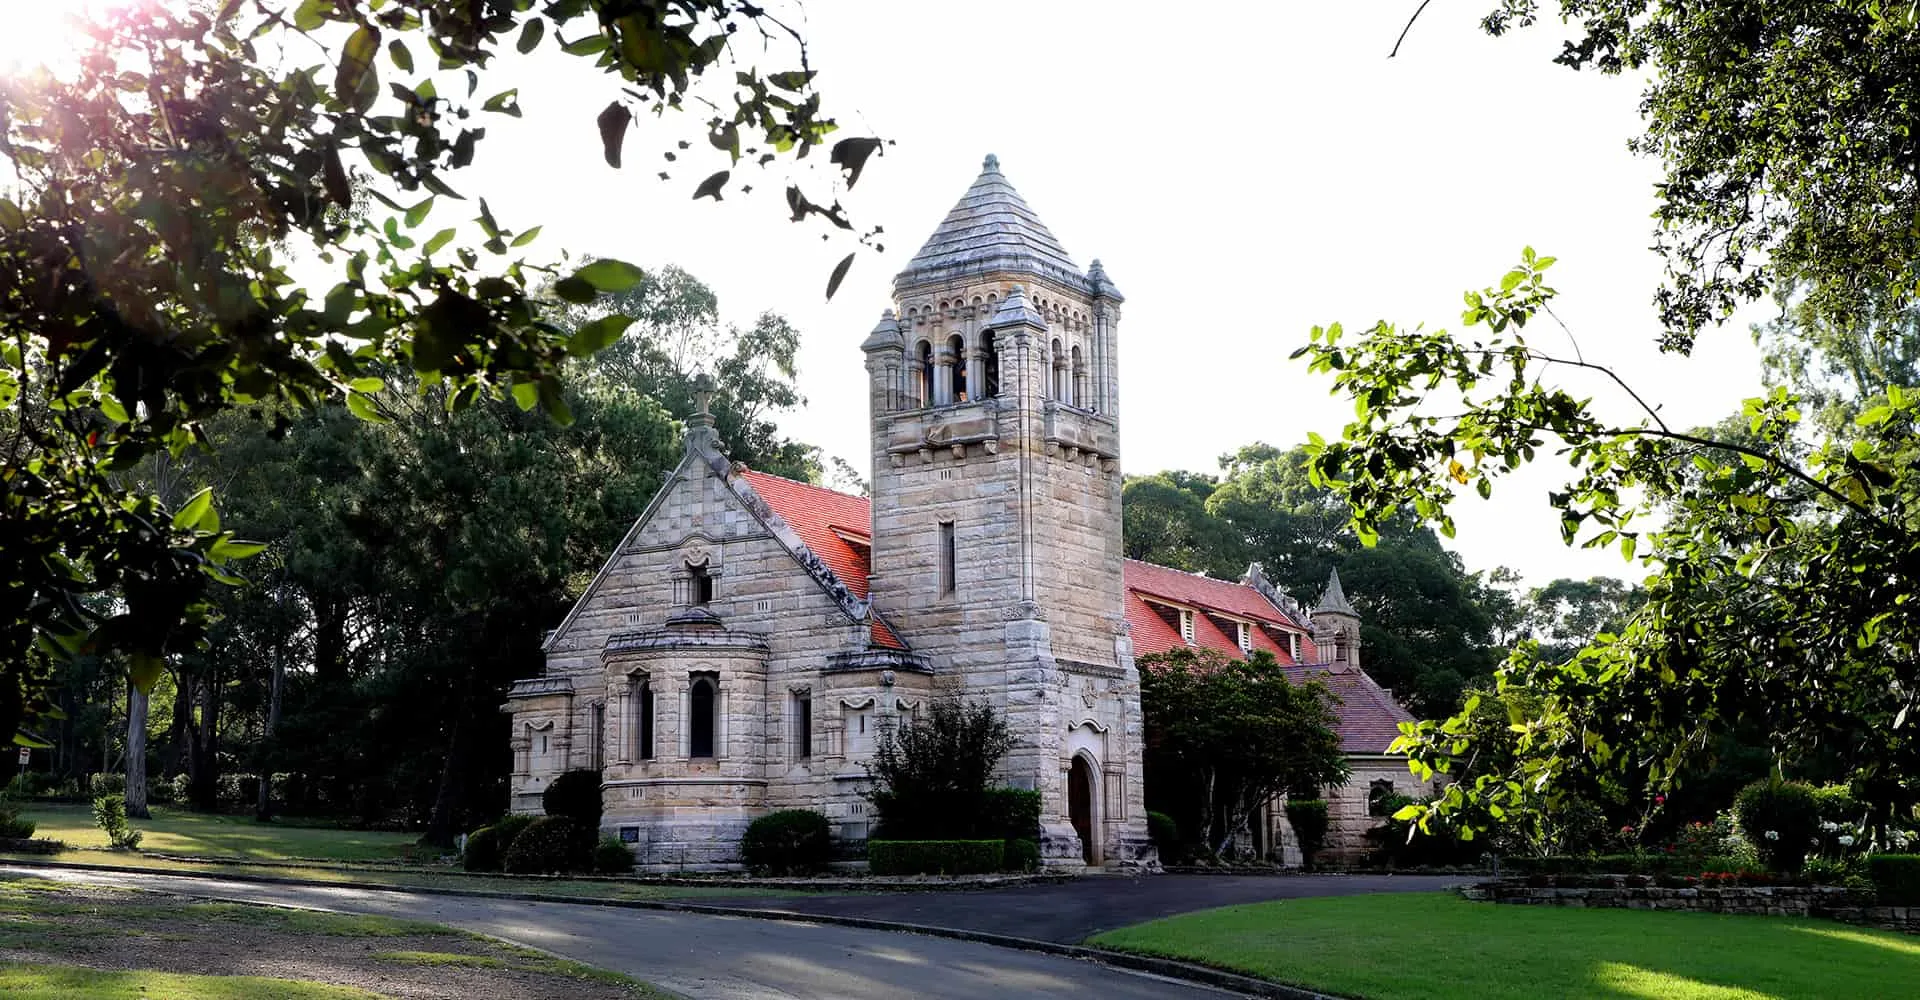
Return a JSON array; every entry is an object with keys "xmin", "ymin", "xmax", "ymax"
[
  {"xmin": 1050, "ymin": 338, "xmax": 1066, "ymax": 400},
  {"xmin": 947, "ymin": 334, "xmax": 967, "ymax": 402},
  {"xmin": 916, "ymin": 340, "xmax": 934, "ymax": 407},
  {"xmin": 981, "ymin": 331, "xmax": 1001, "ymax": 398},
  {"xmin": 689, "ymin": 676, "xmax": 717, "ymax": 758},
  {"xmin": 1070, "ymin": 345, "xmax": 1085, "ymax": 407},
  {"xmin": 688, "ymin": 561, "xmax": 713, "ymax": 605}
]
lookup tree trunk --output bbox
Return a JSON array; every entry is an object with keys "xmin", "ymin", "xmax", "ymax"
[
  {"xmin": 423, "ymin": 711, "xmax": 469, "ymax": 848},
  {"xmin": 255, "ymin": 648, "xmax": 283, "ymax": 822},
  {"xmin": 125, "ymin": 682, "xmax": 150, "ymax": 819},
  {"xmin": 185, "ymin": 669, "xmax": 221, "ymax": 812}
]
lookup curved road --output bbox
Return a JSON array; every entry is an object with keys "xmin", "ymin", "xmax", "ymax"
[{"xmin": 7, "ymin": 866, "xmax": 1235, "ymax": 999}]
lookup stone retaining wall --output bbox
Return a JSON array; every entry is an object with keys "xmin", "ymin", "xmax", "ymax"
[{"xmin": 1464, "ymin": 879, "xmax": 1920, "ymax": 934}]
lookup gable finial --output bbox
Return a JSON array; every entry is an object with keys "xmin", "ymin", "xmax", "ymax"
[
  {"xmin": 982, "ymin": 153, "xmax": 1000, "ymax": 173},
  {"xmin": 691, "ymin": 372, "xmax": 717, "ymax": 428}
]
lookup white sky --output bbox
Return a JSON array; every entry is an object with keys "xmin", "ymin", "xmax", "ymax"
[{"xmin": 20, "ymin": 1, "xmax": 1774, "ymax": 589}]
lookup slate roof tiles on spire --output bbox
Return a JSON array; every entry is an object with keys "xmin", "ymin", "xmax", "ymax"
[
  {"xmin": 1315, "ymin": 566, "xmax": 1358, "ymax": 617},
  {"xmin": 894, "ymin": 154, "xmax": 1091, "ymax": 295}
]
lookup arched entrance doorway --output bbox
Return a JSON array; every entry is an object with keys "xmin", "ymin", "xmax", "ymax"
[{"xmin": 1068, "ymin": 755, "xmax": 1096, "ymax": 864}]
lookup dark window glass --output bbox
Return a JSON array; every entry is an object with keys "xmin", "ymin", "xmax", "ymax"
[{"xmin": 690, "ymin": 678, "xmax": 715, "ymax": 758}]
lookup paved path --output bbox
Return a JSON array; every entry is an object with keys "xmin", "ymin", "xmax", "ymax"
[
  {"xmin": 735, "ymin": 872, "xmax": 1464, "ymax": 943},
  {"xmin": 5, "ymin": 865, "xmax": 1234, "ymax": 999}
]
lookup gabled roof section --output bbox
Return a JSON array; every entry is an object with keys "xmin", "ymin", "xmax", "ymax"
[
  {"xmin": 1281, "ymin": 663, "xmax": 1416, "ymax": 755},
  {"xmin": 894, "ymin": 154, "xmax": 1091, "ymax": 296},
  {"xmin": 1124, "ymin": 559, "xmax": 1306, "ymax": 632}
]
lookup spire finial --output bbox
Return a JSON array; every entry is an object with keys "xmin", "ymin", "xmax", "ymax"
[{"xmin": 982, "ymin": 153, "xmax": 1000, "ymax": 173}]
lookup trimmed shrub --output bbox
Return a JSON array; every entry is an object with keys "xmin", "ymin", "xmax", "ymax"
[
  {"xmin": 1003, "ymin": 837, "xmax": 1040, "ymax": 872},
  {"xmin": 980, "ymin": 787, "xmax": 1043, "ymax": 839},
  {"xmin": 593, "ymin": 835, "xmax": 634, "ymax": 874},
  {"xmin": 1867, "ymin": 854, "xmax": 1920, "ymax": 905},
  {"xmin": 1285, "ymin": 799, "xmax": 1331, "ymax": 869},
  {"xmin": 0, "ymin": 798, "xmax": 34, "ymax": 839},
  {"xmin": 503, "ymin": 815, "xmax": 592, "ymax": 874},
  {"xmin": 1734, "ymin": 778, "xmax": 1821, "ymax": 873},
  {"xmin": 464, "ymin": 814, "xmax": 537, "ymax": 872},
  {"xmin": 91, "ymin": 795, "xmax": 142, "ymax": 850},
  {"xmin": 1146, "ymin": 810, "xmax": 1180, "ymax": 862},
  {"xmin": 541, "ymin": 769, "xmax": 604, "ymax": 827},
  {"xmin": 868, "ymin": 839, "xmax": 1004, "ymax": 876},
  {"xmin": 740, "ymin": 809, "xmax": 833, "ymax": 875},
  {"xmin": 87, "ymin": 773, "xmax": 126, "ymax": 798}
]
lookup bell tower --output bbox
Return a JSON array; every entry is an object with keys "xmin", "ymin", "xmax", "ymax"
[{"xmin": 860, "ymin": 155, "xmax": 1151, "ymax": 866}]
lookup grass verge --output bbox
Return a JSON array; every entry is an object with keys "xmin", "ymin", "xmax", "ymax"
[
  {"xmin": 1088, "ymin": 892, "xmax": 1920, "ymax": 1000},
  {"xmin": 0, "ymin": 872, "xmax": 668, "ymax": 999},
  {"xmin": 15, "ymin": 802, "xmax": 424, "ymax": 862},
  {"xmin": 0, "ymin": 847, "xmax": 772, "ymax": 900}
]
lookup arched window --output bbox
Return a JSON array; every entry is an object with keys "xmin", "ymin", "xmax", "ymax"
[
  {"xmin": 688, "ymin": 561, "xmax": 713, "ymax": 605},
  {"xmin": 947, "ymin": 334, "xmax": 967, "ymax": 402},
  {"xmin": 916, "ymin": 340, "xmax": 934, "ymax": 407},
  {"xmin": 1049, "ymin": 338, "xmax": 1065, "ymax": 399},
  {"xmin": 689, "ymin": 676, "xmax": 717, "ymax": 758},
  {"xmin": 590, "ymin": 702, "xmax": 605, "ymax": 770},
  {"xmin": 981, "ymin": 331, "xmax": 1001, "ymax": 398},
  {"xmin": 1070, "ymin": 345, "xmax": 1085, "ymax": 407},
  {"xmin": 633, "ymin": 679, "xmax": 655, "ymax": 761}
]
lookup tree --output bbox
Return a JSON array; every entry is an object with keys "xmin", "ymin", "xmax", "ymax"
[
  {"xmin": 0, "ymin": 0, "xmax": 880, "ymax": 754},
  {"xmin": 1122, "ymin": 446, "xmax": 1510, "ymax": 714},
  {"xmin": 1297, "ymin": 249, "xmax": 1920, "ymax": 848},
  {"xmin": 863, "ymin": 694, "xmax": 1014, "ymax": 840},
  {"xmin": 1479, "ymin": 2, "xmax": 1920, "ymax": 350},
  {"xmin": 1139, "ymin": 648, "xmax": 1349, "ymax": 857}
]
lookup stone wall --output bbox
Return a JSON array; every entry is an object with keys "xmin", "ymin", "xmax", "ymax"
[
  {"xmin": 508, "ymin": 444, "xmax": 931, "ymax": 867},
  {"xmin": 1465, "ymin": 879, "xmax": 1920, "ymax": 935}
]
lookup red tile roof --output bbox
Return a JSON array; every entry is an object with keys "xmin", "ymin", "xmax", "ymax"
[
  {"xmin": 725, "ymin": 475, "xmax": 1413, "ymax": 753},
  {"xmin": 733, "ymin": 470, "xmax": 901, "ymax": 649}
]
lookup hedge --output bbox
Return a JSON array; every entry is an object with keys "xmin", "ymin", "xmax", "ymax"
[
  {"xmin": 1003, "ymin": 837, "xmax": 1039, "ymax": 872},
  {"xmin": 1285, "ymin": 799, "xmax": 1330, "ymax": 867},
  {"xmin": 1734, "ymin": 778, "xmax": 1821, "ymax": 873},
  {"xmin": 593, "ymin": 835, "xmax": 634, "ymax": 874},
  {"xmin": 868, "ymin": 839, "xmax": 1004, "ymax": 875},
  {"xmin": 1146, "ymin": 811, "xmax": 1180, "ymax": 861},
  {"xmin": 740, "ymin": 809, "xmax": 833, "ymax": 875},
  {"xmin": 980, "ymin": 788, "xmax": 1042, "ymax": 839},
  {"xmin": 1868, "ymin": 854, "xmax": 1920, "ymax": 905},
  {"xmin": 463, "ymin": 814, "xmax": 535, "ymax": 872},
  {"xmin": 502, "ymin": 815, "xmax": 592, "ymax": 874},
  {"xmin": 542, "ymin": 769, "xmax": 604, "ymax": 827}
]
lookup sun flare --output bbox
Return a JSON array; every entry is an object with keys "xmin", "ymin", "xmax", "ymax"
[{"xmin": 0, "ymin": 1, "xmax": 120, "ymax": 74}]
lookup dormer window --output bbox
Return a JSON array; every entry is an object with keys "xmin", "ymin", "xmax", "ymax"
[
  {"xmin": 1180, "ymin": 609, "xmax": 1195, "ymax": 646},
  {"xmin": 1237, "ymin": 621, "xmax": 1252, "ymax": 654},
  {"xmin": 1289, "ymin": 632, "xmax": 1301, "ymax": 662}
]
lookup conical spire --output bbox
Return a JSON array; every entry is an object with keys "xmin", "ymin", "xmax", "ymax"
[
  {"xmin": 893, "ymin": 154, "xmax": 1088, "ymax": 295},
  {"xmin": 1314, "ymin": 566, "xmax": 1357, "ymax": 617}
]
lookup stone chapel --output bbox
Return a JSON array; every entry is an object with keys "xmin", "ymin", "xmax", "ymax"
[{"xmin": 505, "ymin": 155, "xmax": 1428, "ymax": 869}]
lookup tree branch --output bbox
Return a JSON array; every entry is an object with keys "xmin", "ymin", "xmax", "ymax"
[{"xmin": 1391, "ymin": 0, "xmax": 1438, "ymax": 58}]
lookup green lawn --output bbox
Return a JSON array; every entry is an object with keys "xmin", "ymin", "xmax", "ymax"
[
  {"xmin": 1089, "ymin": 892, "xmax": 1920, "ymax": 1000},
  {"xmin": 0, "ymin": 872, "xmax": 667, "ymax": 999},
  {"xmin": 17, "ymin": 802, "xmax": 424, "ymax": 862},
  {"xmin": 0, "ymin": 841, "xmax": 771, "ymax": 900},
  {"xmin": 0, "ymin": 964, "xmax": 380, "ymax": 1000}
]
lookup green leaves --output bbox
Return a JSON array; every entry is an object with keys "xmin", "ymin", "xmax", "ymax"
[
  {"xmin": 596, "ymin": 101, "xmax": 631, "ymax": 168},
  {"xmin": 570, "ymin": 259, "xmax": 646, "ymax": 293},
  {"xmin": 566, "ymin": 314, "xmax": 634, "ymax": 357},
  {"xmin": 692, "ymin": 170, "xmax": 729, "ymax": 200},
  {"xmin": 825, "ymin": 252, "xmax": 854, "ymax": 302},
  {"xmin": 517, "ymin": 17, "xmax": 545, "ymax": 54},
  {"xmin": 334, "ymin": 24, "xmax": 382, "ymax": 111},
  {"xmin": 172, "ymin": 488, "xmax": 218, "ymax": 532}
]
